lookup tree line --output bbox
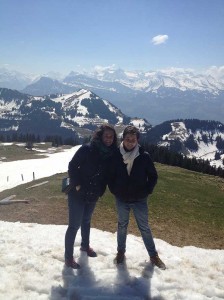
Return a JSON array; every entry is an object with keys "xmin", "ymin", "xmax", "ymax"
[
  {"xmin": 0, "ymin": 132, "xmax": 223, "ymax": 178},
  {"xmin": 0, "ymin": 133, "xmax": 80, "ymax": 148},
  {"xmin": 142, "ymin": 142, "xmax": 224, "ymax": 178}
]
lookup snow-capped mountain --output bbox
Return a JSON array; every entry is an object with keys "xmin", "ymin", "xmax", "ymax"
[
  {"xmin": 0, "ymin": 87, "xmax": 223, "ymax": 169},
  {"xmin": 58, "ymin": 68, "xmax": 224, "ymax": 94},
  {"xmin": 0, "ymin": 88, "xmax": 151, "ymax": 138},
  {"xmin": 146, "ymin": 119, "xmax": 224, "ymax": 169},
  {"xmin": 89, "ymin": 67, "xmax": 224, "ymax": 93},
  {"xmin": 0, "ymin": 68, "xmax": 37, "ymax": 90},
  {"xmin": 2, "ymin": 67, "xmax": 224, "ymax": 94},
  {"xmin": 1, "ymin": 67, "xmax": 224, "ymax": 125}
]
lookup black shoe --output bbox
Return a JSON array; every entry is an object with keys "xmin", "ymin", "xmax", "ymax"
[
  {"xmin": 80, "ymin": 246, "xmax": 97, "ymax": 257},
  {"xmin": 65, "ymin": 259, "xmax": 80, "ymax": 269},
  {"xmin": 150, "ymin": 255, "xmax": 166, "ymax": 270},
  {"xmin": 115, "ymin": 250, "xmax": 125, "ymax": 264}
]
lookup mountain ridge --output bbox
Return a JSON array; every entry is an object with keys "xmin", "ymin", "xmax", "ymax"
[
  {"xmin": 146, "ymin": 119, "xmax": 224, "ymax": 169},
  {"xmin": 0, "ymin": 87, "xmax": 223, "ymax": 169},
  {"xmin": 0, "ymin": 87, "xmax": 151, "ymax": 138},
  {"xmin": 1, "ymin": 67, "xmax": 224, "ymax": 125},
  {"xmin": 2, "ymin": 67, "xmax": 223, "ymax": 93}
]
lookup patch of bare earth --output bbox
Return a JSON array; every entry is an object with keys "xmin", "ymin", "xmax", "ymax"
[{"xmin": 0, "ymin": 197, "xmax": 223, "ymax": 250}]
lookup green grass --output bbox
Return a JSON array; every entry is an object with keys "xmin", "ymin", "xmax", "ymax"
[
  {"xmin": 152, "ymin": 164, "xmax": 224, "ymax": 226},
  {"xmin": 0, "ymin": 161, "xmax": 223, "ymax": 249},
  {"xmin": 94, "ymin": 163, "xmax": 224, "ymax": 249}
]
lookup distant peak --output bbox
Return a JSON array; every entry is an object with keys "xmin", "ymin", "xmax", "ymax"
[
  {"xmin": 68, "ymin": 71, "xmax": 80, "ymax": 76},
  {"xmin": 39, "ymin": 76, "xmax": 55, "ymax": 82},
  {"xmin": 76, "ymin": 88, "xmax": 90, "ymax": 95}
]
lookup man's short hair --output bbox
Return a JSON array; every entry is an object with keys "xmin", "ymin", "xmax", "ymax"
[{"xmin": 123, "ymin": 125, "xmax": 140, "ymax": 139}]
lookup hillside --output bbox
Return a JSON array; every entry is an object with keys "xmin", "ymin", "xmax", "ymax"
[
  {"xmin": 146, "ymin": 119, "xmax": 224, "ymax": 169},
  {"xmin": 1, "ymin": 88, "xmax": 224, "ymax": 170},
  {"xmin": 0, "ymin": 163, "xmax": 223, "ymax": 250},
  {"xmin": 0, "ymin": 87, "xmax": 151, "ymax": 138}
]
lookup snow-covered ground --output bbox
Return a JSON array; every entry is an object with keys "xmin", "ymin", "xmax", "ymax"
[
  {"xmin": 0, "ymin": 144, "xmax": 224, "ymax": 299},
  {"xmin": 0, "ymin": 222, "xmax": 223, "ymax": 300},
  {"xmin": 0, "ymin": 145, "xmax": 80, "ymax": 192}
]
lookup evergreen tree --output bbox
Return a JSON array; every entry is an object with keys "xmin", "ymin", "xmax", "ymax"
[
  {"xmin": 142, "ymin": 141, "xmax": 223, "ymax": 178},
  {"xmin": 184, "ymin": 134, "xmax": 198, "ymax": 151},
  {"xmin": 216, "ymin": 136, "xmax": 224, "ymax": 150},
  {"xmin": 215, "ymin": 152, "xmax": 221, "ymax": 160},
  {"xmin": 202, "ymin": 134, "xmax": 208, "ymax": 144}
]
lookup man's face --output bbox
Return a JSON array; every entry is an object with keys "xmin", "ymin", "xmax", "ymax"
[
  {"xmin": 102, "ymin": 129, "xmax": 114, "ymax": 147},
  {"xmin": 123, "ymin": 133, "xmax": 138, "ymax": 151}
]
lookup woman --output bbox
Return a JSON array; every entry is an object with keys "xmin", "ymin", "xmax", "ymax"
[
  {"xmin": 65, "ymin": 123, "xmax": 117, "ymax": 269},
  {"xmin": 108, "ymin": 125, "xmax": 166, "ymax": 270}
]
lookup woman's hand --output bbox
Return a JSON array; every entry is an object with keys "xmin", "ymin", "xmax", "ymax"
[{"xmin": 76, "ymin": 185, "xmax": 81, "ymax": 191}]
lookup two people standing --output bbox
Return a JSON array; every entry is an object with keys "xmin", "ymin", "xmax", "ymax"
[{"xmin": 64, "ymin": 124, "xmax": 166, "ymax": 270}]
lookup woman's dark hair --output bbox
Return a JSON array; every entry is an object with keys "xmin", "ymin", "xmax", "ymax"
[
  {"xmin": 92, "ymin": 123, "xmax": 117, "ymax": 146},
  {"xmin": 122, "ymin": 125, "xmax": 140, "ymax": 140}
]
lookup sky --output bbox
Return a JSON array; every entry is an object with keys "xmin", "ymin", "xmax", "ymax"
[
  {"xmin": 0, "ymin": 143, "xmax": 224, "ymax": 299},
  {"xmin": 0, "ymin": 0, "xmax": 224, "ymax": 76}
]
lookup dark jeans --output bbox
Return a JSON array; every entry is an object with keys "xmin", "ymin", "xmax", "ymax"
[
  {"xmin": 116, "ymin": 197, "xmax": 157, "ymax": 257},
  {"xmin": 64, "ymin": 190, "xmax": 97, "ymax": 260}
]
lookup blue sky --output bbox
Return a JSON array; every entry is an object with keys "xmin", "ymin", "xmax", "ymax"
[{"xmin": 0, "ymin": 0, "xmax": 224, "ymax": 75}]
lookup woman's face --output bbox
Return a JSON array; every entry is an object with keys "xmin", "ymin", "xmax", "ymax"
[
  {"xmin": 123, "ymin": 133, "xmax": 138, "ymax": 151},
  {"xmin": 102, "ymin": 129, "xmax": 115, "ymax": 147}
]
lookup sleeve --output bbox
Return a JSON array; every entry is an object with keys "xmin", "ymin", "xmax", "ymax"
[
  {"xmin": 145, "ymin": 153, "xmax": 158, "ymax": 194},
  {"xmin": 107, "ymin": 152, "xmax": 117, "ymax": 193},
  {"xmin": 68, "ymin": 145, "xmax": 88, "ymax": 187}
]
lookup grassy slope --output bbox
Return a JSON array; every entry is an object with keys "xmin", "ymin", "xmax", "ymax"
[{"xmin": 0, "ymin": 162, "xmax": 223, "ymax": 249}]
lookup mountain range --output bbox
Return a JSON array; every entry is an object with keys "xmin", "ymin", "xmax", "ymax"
[
  {"xmin": 0, "ymin": 87, "xmax": 150, "ymax": 139},
  {"xmin": 145, "ymin": 119, "xmax": 224, "ymax": 169},
  {"xmin": 0, "ymin": 86, "xmax": 223, "ymax": 169},
  {"xmin": 1, "ymin": 67, "xmax": 224, "ymax": 125}
]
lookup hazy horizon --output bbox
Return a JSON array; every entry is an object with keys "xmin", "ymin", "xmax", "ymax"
[{"xmin": 1, "ymin": 65, "xmax": 224, "ymax": 83}]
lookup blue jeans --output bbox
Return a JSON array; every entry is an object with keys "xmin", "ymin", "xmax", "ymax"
[
  {"xmin": 116, "ymin": 197, "xmax": 158, "ymax": 257},
  {"xmin": 64, "ymin": 190, "xmax": 97, "ymax": 260}
]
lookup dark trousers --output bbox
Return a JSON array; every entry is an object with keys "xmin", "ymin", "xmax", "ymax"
[{"xmin": 64, "ymin": 191, "xmax": 97, "ymax": 260}]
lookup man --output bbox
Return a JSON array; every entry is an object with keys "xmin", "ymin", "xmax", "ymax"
[{"xmin": 109, "ymin": 125, "xmax": 166, "ymax": 270}]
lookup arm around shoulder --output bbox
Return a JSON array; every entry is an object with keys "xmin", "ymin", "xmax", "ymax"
[{"xmin": 145, "ymin": 152, "xmax": 158, "ymax": 194}]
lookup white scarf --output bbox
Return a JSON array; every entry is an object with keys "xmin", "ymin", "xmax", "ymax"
[{"xmin": 119, "ymin": 142, "xmax": 140, "ymax": 175}]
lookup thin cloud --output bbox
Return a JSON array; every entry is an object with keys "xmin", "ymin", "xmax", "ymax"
[{"xmin": 151, "ymin": 35, "xmax": 169, "ymax": 45}]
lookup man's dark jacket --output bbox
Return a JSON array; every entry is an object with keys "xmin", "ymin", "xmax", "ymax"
[
  {"xmin": 68, "ymin": 143, "xmax": 111, "ymax": 202},
  {"xmin": 108, "ymin": 146, "xmax": 158, "ymax": 202}
]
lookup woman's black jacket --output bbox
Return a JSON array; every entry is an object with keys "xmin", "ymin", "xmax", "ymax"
[
  {"xmin": 108, "ymin": 146, "xmax": 158, "ymax": 202},
  {"xmin": 68, "ymin": 143, "xmax": 111, "ymax": 202}
]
